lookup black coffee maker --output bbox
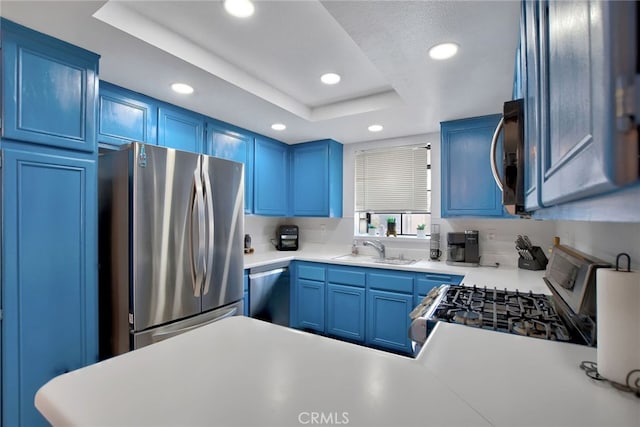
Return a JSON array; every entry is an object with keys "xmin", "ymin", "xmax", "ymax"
[{"xmin": 446, "ymin": 230, "xmax": 480, "ymax": 266}]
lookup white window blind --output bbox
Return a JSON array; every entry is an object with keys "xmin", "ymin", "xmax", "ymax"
[{"xmin": 355, "ymin": 144, "xmax": 431, "ymax": 212}]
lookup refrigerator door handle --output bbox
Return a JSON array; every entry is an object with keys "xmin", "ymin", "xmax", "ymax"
[
  {"xmin": 202, "ymin": 160, "xmax": 215, "ymax": 296},
  {"xmin": 190, "ymin": 160, "xmax": 206, "ymax": 297}
]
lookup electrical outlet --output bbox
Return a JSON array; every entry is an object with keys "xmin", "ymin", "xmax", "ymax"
[
  {"xmin": 487, "ymin": 228, "xmax": 496, "ymax": 240},
  {"xmin": 320, "ymin": 224, "xmax": 326, "ymax": 233}
]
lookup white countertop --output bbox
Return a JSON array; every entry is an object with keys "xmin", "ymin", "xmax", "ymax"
[
  {"xmin": 35, "ymin": 317, "xmax": 491, "ymax": 427},
  {"xmin": 418, "ymin": 322, "xmax": 640, "ymax": 427},
  {"xmin": 244, "ymin": 246, "xmax": 550, "ymax": 294},
  {"xmin": 36, "ymin": 317, "xmax": 639, "ymax": 427}
]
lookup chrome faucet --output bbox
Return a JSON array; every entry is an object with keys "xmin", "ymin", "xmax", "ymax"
[{"xmin": 363, "ymin": 240, "xmax": 386, "ymax": 260}]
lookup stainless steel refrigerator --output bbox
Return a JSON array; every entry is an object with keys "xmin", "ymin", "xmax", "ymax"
[{"xmin": 98, "ymin": 142, "xmax": 244, "ymax": 358}]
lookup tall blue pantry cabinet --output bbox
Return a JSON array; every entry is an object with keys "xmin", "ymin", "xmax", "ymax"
[{"xmin": 1, "ymin": 19, "xmax": 99, "ymax": 427}]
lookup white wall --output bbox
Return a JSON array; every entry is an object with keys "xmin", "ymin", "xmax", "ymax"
[{"xmin": 554, "ymin": 221, "xmax": 640, "ymax": 266}]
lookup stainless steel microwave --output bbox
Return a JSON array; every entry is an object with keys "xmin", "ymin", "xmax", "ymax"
[{"xmin": 490, "ymin": 99, "xmax": 526, "ymax": 216}]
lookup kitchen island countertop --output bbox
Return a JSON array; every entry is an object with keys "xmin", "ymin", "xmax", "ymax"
[
  {"xmin": 35, "ymin": 317, "xmax": 639, "ymax": 427},
  {"xmin": 35, "ymin": 316, "xmax": 491, "ymax": 427},
  {"xmin": 417, "ymin": 322, "xmax": 640, "ymax": 427}
]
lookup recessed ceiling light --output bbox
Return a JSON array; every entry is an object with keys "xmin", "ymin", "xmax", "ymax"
[
  {"xmin": 320, "ymin": 73, "xmax": 341, "ymax": 85},
  {"xmin": 224, "ymin": 0, "xmax": 255, "ymax": 18},
  {"xmin": 368, "ymin": 124, "xmax": 383, "ymax": 132},
  {"xmin": 429, "ymin": 42, "xmax": 459, "ymax": 60},
  {"xmin": 171, "ymin": 83, "xmax": 194, "ymax": 94},
  {"xmin": 271, "ymin": 123, "xmax": 286, "ymax": 131}
]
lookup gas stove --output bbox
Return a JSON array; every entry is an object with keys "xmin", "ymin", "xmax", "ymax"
[{"xmin": 409, "ymin": 245, "xmax": 611, "ymax": 352}]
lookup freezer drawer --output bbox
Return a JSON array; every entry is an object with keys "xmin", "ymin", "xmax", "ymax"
[{"xmin": 132, "ymin": 300, "xmax": 243, "ymax": 349}]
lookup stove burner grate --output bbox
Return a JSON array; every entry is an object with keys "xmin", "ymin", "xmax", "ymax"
[{"xmin": 431, "ymin": 285, "xmax": 572, "ymax": 342}]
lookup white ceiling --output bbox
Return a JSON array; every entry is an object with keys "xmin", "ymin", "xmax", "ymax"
[{"xmin": 0, "ymin": 0, "xmax": 520, "ymax": 144}]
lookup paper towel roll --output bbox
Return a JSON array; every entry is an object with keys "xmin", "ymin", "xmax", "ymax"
[{"xmin": 596, "ymin": 268, "xmax": 640, "ymax": 385}]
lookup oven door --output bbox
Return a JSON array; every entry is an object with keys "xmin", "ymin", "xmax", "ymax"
[
  {"xmin": 490, "ymin": 98, "xmax": 526, "ymax": 216},
  {"xmin": 408, "ymin": 285, "xmax": 450, "ymax": 357}
]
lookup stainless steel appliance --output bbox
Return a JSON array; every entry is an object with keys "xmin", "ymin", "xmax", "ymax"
[
  {"xmin": 275, "ymin": 225, "xmax": 299, "ymax": 251},
  {"xmin": 248, "ymin": 261, "xmax": 290, "ymax": 326},
  {"xmin": 410, "ymin": 244, "xmax": 611, "ymax": 355},
  {"xmin": 490, "ymin": 99, "xmax": 526, "ymax": 216},
  {"xmin": 446, "ymin": 230, "xmax": 480, "ymax": 266},
  {"xmin": 98, "ymin": 143, "xmax": 245, "ymax": 358}
]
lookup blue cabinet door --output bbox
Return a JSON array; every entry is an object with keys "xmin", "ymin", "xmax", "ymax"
[
  {"xmin": 441, "ymin": 115, "xmax": 506, "ymax": 217},
  {"xmin": 291, "ymin": 139, "xmax": 343, "ymax": 217},
  {"xmin": 295, "ymin": 279, "xmax": 325, "ymax": 333},
  {"xmin": 1, "ymin": 19, "xmax": 99, "ymax": 153},
  {"xmin": 98, "ymin": 81, "xmax": 157, "ymax": 146},
  {"xmin": 366, "ymin": 289, "xmax": 413, "ymax": 355},
  {"xmin": 521, "ymin": 0, "xmax": 544, "ymax": 211},
  {"xmin": 327, "ymin": 284, "xmax": 365, "ymax": 343},
  {"xmin": 2, "ymin": 146, "xmax": 98, "ymax": 427},
  {"xmin": 158, "ymin": 106, "xmax": 204, "ymax": 153},
  {"xmin": 538, "ymin": 0, "xmax": 637, "ymax": 206},
  {"xmin": 254, "ymin": 137, "xmax": 289, "ymax": 216},
  {"xmin": 206, "ymin": 121, "xmax": 254, "ymax": 213}
]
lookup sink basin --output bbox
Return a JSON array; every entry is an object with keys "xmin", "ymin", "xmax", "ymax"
[
  {"xmin": 374, "ymin": 257, "xmax": 417, "ymax": 266},
  {"xmin": 332, "ymin": 254, "xmax": 416, "ymax": 265},
  {"xmin": 332, "ymin": 254, "xmax": 374, "ymax": 262}
]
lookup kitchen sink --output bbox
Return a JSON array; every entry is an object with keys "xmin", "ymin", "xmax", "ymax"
[
  {"xmin": 332, "ymin": 254, "xmax": 375, "ymax": 262},
  {"xmin": 332, "ymin": 254, "xmax": 416, "ymax": 265},
  {"xmin": 374, "ymin": 257, "xmax": 417, "ymax": 266}
]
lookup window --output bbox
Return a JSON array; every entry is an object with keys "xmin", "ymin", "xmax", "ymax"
[{"xmin": 354, "ymin": 144, "xmax": 431, "ymax": 236}]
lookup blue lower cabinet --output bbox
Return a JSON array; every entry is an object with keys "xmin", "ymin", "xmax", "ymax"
[
  {"xmin": 1, "ymin": 146, "xmax": 98, "ymax": 427},
  {"xmin": 366, "ymin": 289, "xmax": 413, "ymax": 355},
  {"xmin": 295, "ymin": 279, "xmax": 325, "ymax": 333},
  {"xmin": 326, "ymin": 284, "xmax": 365, "ymax": 343}
]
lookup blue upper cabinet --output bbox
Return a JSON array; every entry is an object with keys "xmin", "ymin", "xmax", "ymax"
[
  {"xmin": 158, "ymin": 105, "xmax": 204, "ymax": 153},
  {"xmin": 536, "ymin": 0, "xmax": 638, "ymax": 207},
  {"xmin": 2, "ymin": 145, "xmax": 98, "ymax": 427},
  {"xmin": 98, "ymin": 81, "xmax": 157, "ymax": 146},
  {"xmin": 254, "ymin": 137, "xmax": 289, "ymax": 216},
  {"xmin": 521, "ymin": 0, "xmax": 544, "ymax": 211},
  {"xmin": 441, "ymin": 114, "xmax": 506, "ymax": 217},
  {"xmin": 512, "ymin": 44, "xmax": 523, "ymax": 100},
  {"xmin": 206, "ymin": 120, "xmax": 254, "ymax": 213},
  {"xmin": 291, "ymin": 139, "xmax": 343, "ymax": 218},
  {"xmin": 1, "ymin": 19, "xmax": 99, "ymax": 153}
]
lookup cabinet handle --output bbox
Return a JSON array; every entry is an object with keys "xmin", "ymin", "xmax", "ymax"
[{"xmin": 490, "ymin": 117, "xmax": 504, "ymax": 192}]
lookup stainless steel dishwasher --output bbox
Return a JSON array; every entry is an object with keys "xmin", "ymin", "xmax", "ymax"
[{"xmin": 248, "ymin": 261, "xmax": 290, "ymax": 326}]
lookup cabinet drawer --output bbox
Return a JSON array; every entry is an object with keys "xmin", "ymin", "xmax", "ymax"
[
  {"xmin": 327, "ymin": 266, "xmax": 365, "ymax": 287},
  {"xmin": 297, "ymin": 263, "xmax": 325, "ymax": 281},
  {"xmin": 415, "ymin": 274, "xmax": 463, "ymax": 295},
  {"xmin": 367, "ymin": 271, "xmax": 413, "ymax": 294}
]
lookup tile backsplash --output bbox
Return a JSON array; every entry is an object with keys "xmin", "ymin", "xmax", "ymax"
[{"xmin": 245, "ymin": 215, "xmax": 640, "ymax": 269}]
